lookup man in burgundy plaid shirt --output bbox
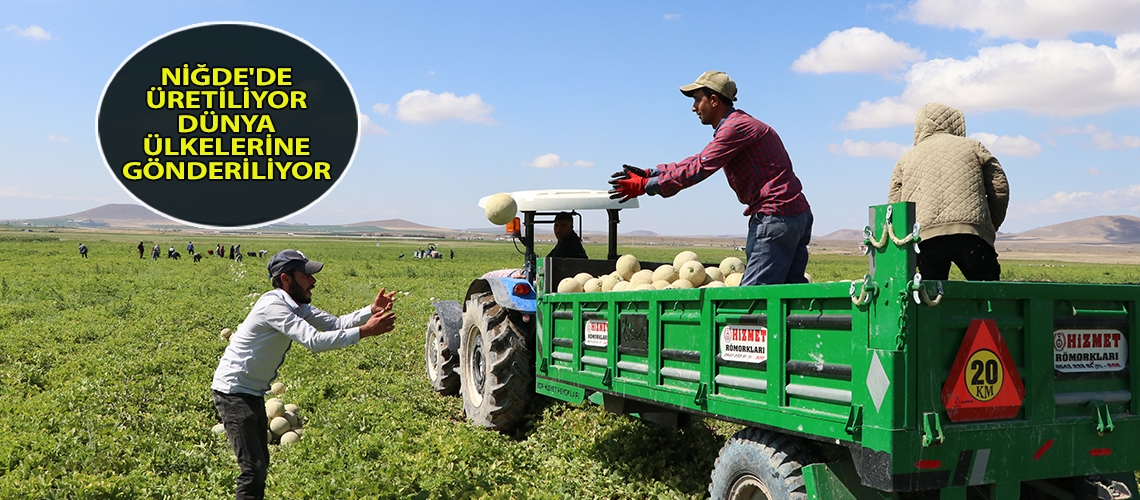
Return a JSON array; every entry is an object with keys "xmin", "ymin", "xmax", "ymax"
[{"xmin": 609, "ymin": 71, "xmax": 813, "ymax": 285}]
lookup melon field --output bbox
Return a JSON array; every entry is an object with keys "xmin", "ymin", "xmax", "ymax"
[{"xmin": 2, "ymin": 232, "xmax": 1139, "ymax": 499}]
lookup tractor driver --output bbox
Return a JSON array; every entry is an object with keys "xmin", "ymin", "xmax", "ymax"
[
  {"xmin": 547, "ymin": 212, "xmax": 588, "ymax": 259},
  {"xmin": 608, "ymin": 70, "xmax": 813, "ymax": 285}
]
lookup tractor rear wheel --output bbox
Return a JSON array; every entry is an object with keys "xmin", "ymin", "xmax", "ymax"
[
  {"xmin": 709, "ymin": 428, "xmax": 810, "ymax": 500},
  {"xmin": 459, "ymin": 291, "xmax": 533, "ymax": 432},
  {"xmin": 424, "ymin": 312, "xmax": 459, "ymax": 395}
]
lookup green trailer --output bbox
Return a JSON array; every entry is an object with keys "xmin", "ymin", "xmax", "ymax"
[{"xmin": 533, "ymin": 202, "xmax": 1140, "ymax": 499}]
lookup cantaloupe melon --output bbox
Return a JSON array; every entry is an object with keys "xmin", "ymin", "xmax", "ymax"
[
  {"xmin": 220, "ymin": 328, "xmax": 233, "ymax": 341},
  {"xmin": 612, "ymin": 281, "xmax": 630, "ymax": 292},
  {"xmin": 704, "ymin": 267, "xmax": 725, "ymax": 283},
  {"xmin": 284, "ymin": 412, "xmax": 299, "ymax": 428},
  {"xmin": 574, "ymin": 272, "xmax": 593, "ymax": 286},
  {"xmin": 720, "ymin": 257, "xmax": 744, "ymax": 275},
  {"xmin": 673, "ymin": 251, "xmax": 699, "ymax": 269},
  {"xmin": 212, "ymin": 423, "xmax": 226, "ymax": 435},
  {"xmin": 284, "ymin": 403, "xmax": 299, "ymax": 414},
  {"xmin": 702, "ymin": 281, "xmax": 726, "ymax": 288},
  {"xmin": 652, "ymin": 280, "xmax": 670, "ymax": 290},
  {"xmin": 601, "ymin": 275, "xmax": 622, "ymax": 292},
  {"xmin": 725, "ymin": 273, "xmax": 744, "ymax": 287},
  {"xmin": 635, "ymin": 283, "xmax": 656, "ymax": 291},
  {"xmin": 270, "ymin": 416, "xmax": 291, "ymax": 436},
  {"xmin": 265, "ymin": 398, "xmax": 285, "ymax": 419},
  {"xmin": 667, "ymin": 279, "xmax": 695, "ymax": 289},
  {"xmin": 557, "ymin": 277, "xmax": 583, "ymax": 293},
  {"xmin": 484, "ymin": 193, "xmax": 518, "ymax": 225},
  {"xmin": 584, "ymin": 278, "xmax": 602, "ymax": 292},
  {"xmin": 677, "ymin": 260, "xmax": 706, "ymax": 286},
  {"xmin": 616, "ymin": 255, "xmax": 640, "ymax": 280},
  {"xmin": 629, "ymin": 269, "xmax": 654, "ymax": 287},
  {"xmin": 652, "ymin": 264, "xmax": 677, "ymax": 283},
  {"xmin": 279, "ymin": 430, "xmax": 300, "ymax": 445},
  {"xmin": 270, "ymin": 382, "xmax": 285, "ymax": 396}
]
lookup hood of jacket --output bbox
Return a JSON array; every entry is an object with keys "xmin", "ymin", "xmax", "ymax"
[{"xmin": 913, "ymin": 102, "xmax": 965, "ymax": 146}]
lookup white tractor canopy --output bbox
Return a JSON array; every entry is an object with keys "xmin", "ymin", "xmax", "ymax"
[{"xmin": 478, "ymin": 189, "xmax": 638, "ymax": 212}]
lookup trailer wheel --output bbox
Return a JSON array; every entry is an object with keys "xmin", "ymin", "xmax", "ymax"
[
  {"xmin": 425, "ymin": 312, "xmax": 460, "ymax": 395},
  {"xmin": 459, "ymin": 291, "xmax": 533, "ymax": 432},
  {"xmin": 709, "ymin": 428, "xmax": 809, "ymax": 500}
]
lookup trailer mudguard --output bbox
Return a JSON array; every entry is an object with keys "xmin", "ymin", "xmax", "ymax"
[{"xmin": 464, "ymin": 277, "xmax": 536, "ymax": 313}]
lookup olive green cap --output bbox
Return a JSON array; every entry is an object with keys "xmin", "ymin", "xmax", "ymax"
[{"xmin": 679, "ymin": 70, "xmax": 738, "ymax": 101}]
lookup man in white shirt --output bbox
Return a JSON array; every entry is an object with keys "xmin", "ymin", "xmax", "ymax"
[{"xmin": 211, "ymin": 249, "xmax": 397, "ymax": 500}]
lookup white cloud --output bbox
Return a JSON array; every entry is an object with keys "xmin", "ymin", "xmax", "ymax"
[
  {"xmin": 371, "ymin": 103, "xmax": 390, "ymax": 115},
  {"xmin": 358, "ymin": 113, "xmax": 388, "ymax": 135},
  {"xmin": 826, "ymin": 139, "xmax": 911, "ymax": 159},
  {"xmin": 793, "ymin": 27, "xmax": 925, "ymax": 74},
  {"xmin": 841, "ymin": 36, "xmax": 1140, "ymax": 129},
  {"xmin": 1018, "ymin": 184, "xmax": 1140, "ymax": 214},
  {"xmin": 663, "ymin": 14, "xmax": 681, "ymax": 21},
  {"xmin": 46, "ymin": 135, "xmax": 70, "ymax": 143},
  {"xmin": 1054, "ymin": 125, "xmax": 1140, "ymax": 150},
  {"xmin": 969, "ymin": 132, "xmax": 1041, "ymax": 157},
  {"xmin": 395, "ymin": 90, "xmax": 495, "ymax": 124},
  {"xmin": 572, "ymin": 160, "xmax": 594, "ymax": 167},
  {"xmin": 908, "ymin": 0, "xmax": 1140, "ymax": 40},
  {"xmin": 524, "ymin": 153, "xmax": 568, "ymax": 169},
  {"xmin": 5, "ymin": 25, "xmax": 51, "ymax": 40}
]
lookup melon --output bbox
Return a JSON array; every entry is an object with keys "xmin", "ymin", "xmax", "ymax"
[
  {"xmin": 574, "ymin": 272, "xmax": 593, "ymax": 286},
  {"xmin": 702, "ymin": 281, "xmax": 726, "ymax": 288},
  {"xmin": 677, "ymin": 260, "xmax": 706, "ymax": 286},
  {"xmin": 270, "ymin": 416, "xmax": 291, "ymax": 436},
  {"xmin": 673, "ymin": 251, "xmax": 699, "ymax": 269},
  {"xmin": 584, "ymin": 278, "xmax": 603, "ymax": 293},
  {"xmin": 725, "ymin": 273, "xmax": 744, "ymax": 287},
  {"xmin": 284, "ymin": 403, "xmax": 299, "ymax": 414},
  {"xmin": 212, "ymin": 423, "xmax": 226, "ymax": 435},
  {"xmin": 615, "ymin": 255, "xmax": 640, "ymax": 280},
  {"xmin": 635, "ymin": 283, "xmax": 656, "ymax": 291},
  {"xmin": 720, "ymin": 257, "xmax": 744, "ymax": 276},
  {"xmin": 652, "ymin": 280, "xmax": 670, "ymax": 289},
  {"xmin": 284, "ymin": 412, "xmax": 299, "ymax": 428},
  {"xmin": 612, "ymin": 281, "xmax": 630, "ymax": 292},
  {"xmin": 265, "ymin": 398, "xmax": 285, "ymax": 419},
  {"xmin": 629, "ymin": 269, "xmax": 654, "ymax": 287},
  {"xmin": 292, "ymin": 428, "xmax": 304, "ymax": 436},
  {"xmin": 279, "ymin": 430, "xmax": 300, "ymax": 445},
  {"xmin": 270, "ymin": 382, "xmax": 285, "ymax": 396},
  {"xmin": 601, "ymin": 275, "xmax": 622, "ymax": 292},
  {"xmin": 557, "ymin": 277, "xmax": 583, "ymax": 293},
  {"xmin": 705, "ymin": 267, "xmax": 725, "ymax": 283},
  {"xmin": 652, "ymin": 264, "xmax": 678, "ymax": 283},
  {"xmin": 804, "ymin": 272, "xmax": 813, "ymax": 283},
  {"xmin": 667, "ymin": 279, "xmax": 695, "ymax": 289},
  {"xmin": 220, "ymin": 328, "xmax": 233, "ymax": 341},
  {"xmin": 484, "ymin": 193, "xmax": 518, "ymax": 225}
]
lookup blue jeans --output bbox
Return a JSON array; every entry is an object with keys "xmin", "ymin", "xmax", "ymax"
[{"xmin": 742, "ymin": 210, "xmax": 813, "ymax": 285}]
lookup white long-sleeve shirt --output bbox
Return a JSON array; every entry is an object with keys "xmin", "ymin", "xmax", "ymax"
[{"xmin": 211, "ymin": 288, "xmax": 373, "ymax": 396}]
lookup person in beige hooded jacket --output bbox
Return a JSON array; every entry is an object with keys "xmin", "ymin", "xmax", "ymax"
[{"xmin": 888, "ymin": 102, "xmax": 1009, "ymax": 281}]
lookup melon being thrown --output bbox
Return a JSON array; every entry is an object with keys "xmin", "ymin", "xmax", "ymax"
[{"xmin": 484, "ymin": 193, "xmax": 518, "ymax": 226}]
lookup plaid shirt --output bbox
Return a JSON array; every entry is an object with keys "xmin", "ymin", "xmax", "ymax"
[{"xmin": 647, "ymin": 109, "xmax": 810, "ymax": 216}]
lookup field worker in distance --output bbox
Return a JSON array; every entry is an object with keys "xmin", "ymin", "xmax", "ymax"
[
  {"xmin": 547, "ymin": 212, "xmax": 588, "ymax": 259},
  {"xmin": 137, "ymin": 241, "xmax": 144, "ymax": 259},
  {"xmin": 608, "ymin": 70, "xmax": 813, "ymax": 285},
  {"xmin": 187, "ymin": 241, "xmax": 194, "ymax": 255},
  {"xmin": 888, "ymin": 102, "xmax": 1009, "ymax": 281},
  {"xmin": 78, "ymin": 243, "xmax": 87, "ymax": 258},
  {"xmin": 211, "ymin": 249, "xmax": 398, "ymax": 500},
  {"xmin": 151, "ymin": 244, "xmax": 160, "ymax": 261}
]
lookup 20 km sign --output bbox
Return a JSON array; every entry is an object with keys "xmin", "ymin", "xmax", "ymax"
[{"xmin": 965, "ymin": 349, "xmax": 1003, "ymax": 402}]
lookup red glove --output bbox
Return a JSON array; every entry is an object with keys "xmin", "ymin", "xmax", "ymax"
[{"xmin": 608, "ymin": 165, "xmax": 648, "ymax": 202}]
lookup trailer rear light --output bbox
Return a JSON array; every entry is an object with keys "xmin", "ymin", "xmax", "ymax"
[
  {"xmin": 513, "ymin": 283, "xmax": 532, "ymax": 296},
  {"xmin": 914, "ymin": 460, "xmax": 942, "ymax": 470},
  {"xmin": 1090, "ymin": 448, "xmax": 1112, "ymax": 457}
]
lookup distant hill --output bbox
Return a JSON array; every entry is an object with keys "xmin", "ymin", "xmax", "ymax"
[
  {"xmin": 346, "ymin": 219, "xmax": 445, "ymax": 231},
  {"xmin": 816, "ymin": 229, "xmax": 864, "ymax": 241},
  {"xmin": 58, "ymin": 203, "xmax": 168, "ymax": 222},
  {"xmin": 1001, "ymin": 215, "xmax": 1140, "ymax": 243},
  {"xmin": 626, "ymin": 230, "xmax": 659, "ymax": 237}
]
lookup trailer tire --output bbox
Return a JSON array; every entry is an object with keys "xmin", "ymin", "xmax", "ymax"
[
  {"xmin": 425, "ymin": 312, "xmax": 460, "ymax": 395},
  {"xmin": 709, "ymin": 428, "xmax": 809, "ymax": 500},
  {"xmin": 459, "ymin": 291, "xmax": 533, "ymax": 432}
]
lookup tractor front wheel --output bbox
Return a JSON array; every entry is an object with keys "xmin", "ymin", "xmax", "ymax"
[{"xmin": 458, "ymin": 291, "xmax": 533, "ymax": 432}]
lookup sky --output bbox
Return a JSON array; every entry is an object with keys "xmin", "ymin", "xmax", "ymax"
[{"xmin": 3, "ymin": 0, "xmax": 1140, "ymax": 237}]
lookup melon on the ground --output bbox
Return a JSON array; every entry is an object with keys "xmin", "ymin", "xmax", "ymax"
[
  {"xmin": 720, "ymin": 257, "xmax": 744, "ymax": 275},
  {"xmin": 284, "ymin": 412, "xmax": 299, "ymax": 428},
  {"xmin": 265, "ymin": 399, "xmax": 285, "ymax": 419},
  {"xmin": 270, "ymin": 416, "xmax": 291, "ymax": 436},
  {"xmin": 220, "ymin": 328, "xmax": 233, "ymax": 341},
  {"xmin": 574, "ymin": 272, "xmax": 593, "ymax": 286},
  {"xmin": 612, "ymin": 281, "xmax": 630, "ymax": 292},
  {"xmin": 616, "ymin": 255, "xmax": 640, "ymax": 280},
  {"xmin": 601, "ymin": 275, "xmax": 622, "ymax": 292},
  {"xmin": 557, "ymin": 277, "xmax": 583, "ymax": 293},
  {"xmin": 212, "ymin": 423, "xmax": 226, "ymax": 435},
  {"xmin": 725, "ymin": 273, "xmax": 744, "ymax": 287},
  {"xmin": 584, "ymin": 278, "xmax": 603, "ymax": 292},
  {"xmin": 652, "ymin": 264, "xmax": 677, "ymax": 283},
  {"xmin": 270, "ymin": 382, "xmax": 285, "ymax": 396},
  {"xmin": 673, "ymin": 251, "xmax": 699, "ymax": 269},
  {"xmin": 279, "ymin": 430, "xmax": 300, "ymax": 445},
  {"xmin": 705, "ymin": 267, "xmax": 725, "ymax": 283},
  {"xmin": 284, "ymin": 403, "xmax": 299, "ymax": 414},
  {"xmin": 677, "ymin": 260, "xmax": 706, "ymax": 286},
  {"xmin": 484, "ymin": 193, "xmax": 518, "ymax": 225}
]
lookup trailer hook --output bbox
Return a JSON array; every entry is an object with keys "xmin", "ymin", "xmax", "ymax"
[
  {"xmin": 850, "ymin": 275, "xmax": 875, "ymax": 307},
  {"xmin": 910, "ymin": 273, "xmax": 943, "ymax": 306}
]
